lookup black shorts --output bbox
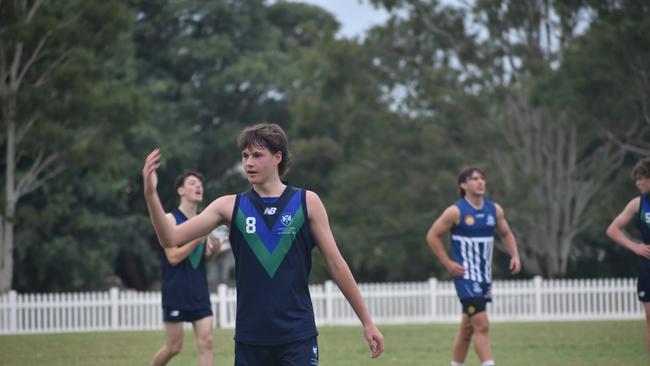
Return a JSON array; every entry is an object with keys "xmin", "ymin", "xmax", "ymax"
[
  {"xmin": 235, "ymin": 336, "xmax": 319, "ymax": 366},
  {"xmin": 638, "ymin": 265, "xmax": 650, "ymax": 303},
  {"xmin": 460, "ymin": 297, "xmax": 487, "ymax": 317},
  {"xmin": 162, "ymin": 306, "xmax": 213, "ymax": 322}
]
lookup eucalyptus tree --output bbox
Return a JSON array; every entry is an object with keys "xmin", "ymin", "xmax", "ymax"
[
  {"xmin": 0, "ymin": 0, "xmax": 135, "ymax": 292},
  {"xmin": 369, "ymin": 0, "xmax": 643, "ymax": 277}
]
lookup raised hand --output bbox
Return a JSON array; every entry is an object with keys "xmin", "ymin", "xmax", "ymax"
[{"xmin": 143, "ymin": 148, "xmax": 161, "ymax": 196}]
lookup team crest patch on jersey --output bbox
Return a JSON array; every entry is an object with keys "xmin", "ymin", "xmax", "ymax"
[
  {"xmin": 281, "ymin": 213, "xmax": 293, "ymax": 226},
  {"xmin": 464, "ymin": 215, "xmax": 475, "ymax": 226},
  {"xmin": 278, "ymin": 213, "xmax": 299, "ymax": 236},
  {"xmin": 486, "ymin": 214, "xmax": 495, "ymax": 226}
]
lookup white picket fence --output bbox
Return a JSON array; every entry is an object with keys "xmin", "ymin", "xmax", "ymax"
[{"xmin": 0, "ymin": 277, "xmax": 643, "ymax": 334}]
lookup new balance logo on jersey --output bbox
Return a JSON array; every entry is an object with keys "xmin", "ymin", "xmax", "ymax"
[
  {"xmin": 263, "ymin": 207, "xmax": 277, "ymax": 215},
  {"xmin": 645, "ymin": 212, "xmax": 650, "ymax": 223}
]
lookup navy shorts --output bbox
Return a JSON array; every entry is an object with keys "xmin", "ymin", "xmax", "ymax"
[
  {"xmin": 638, "ymin": 265, "xmax": 650, "ymax": 303},
  {"xmin": 162, "ymin": 306, "xmax": 213, "ymax": 322},
  {"xmin": 460, "ymin": 297, "xmax": 487, "ymax": 316},
  {"xmin": 235, "ymin": 336, "xmax": 319, "ymax": 366},
  {"xmin": 453, "ymin": 278, "xmax": 492, "ymax": 302}
]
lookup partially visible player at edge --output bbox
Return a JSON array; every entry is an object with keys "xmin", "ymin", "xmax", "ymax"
[
  {"xmin": 151, "ymin": 170, "xmax": 222, "ymax": 366},
  {"xmin": 142, "ymin": 123, "xmax": 383, "ymax": 365},
  {"xmin": 426, "ymin": 167, "xmax": 521, "ymax": 366},
  {"xmin": 606, "ymin": 157, "xmax": 650, "ymax": 357}
]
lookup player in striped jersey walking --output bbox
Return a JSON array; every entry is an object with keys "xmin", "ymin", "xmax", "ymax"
[{"xmin": 426, "ymin": 167, "xmax": 521, "ymax": 366}]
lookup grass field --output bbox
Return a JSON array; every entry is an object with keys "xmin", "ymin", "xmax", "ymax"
[{"xmin": 0, "ymin": 321, "xmax": 646, "ymax": 365}]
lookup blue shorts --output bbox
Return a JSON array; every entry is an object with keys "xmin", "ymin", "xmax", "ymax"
[
  {"xmin": 162, "ymin": 306, "xmax": 212, "ymax": 323},
  {"xmin": 235, "ymin": 336, "xmax": 319, "ymax": 366},
  {"xmin": 453, "ymin": 279, "xmax": 492, "ymax": 302}
]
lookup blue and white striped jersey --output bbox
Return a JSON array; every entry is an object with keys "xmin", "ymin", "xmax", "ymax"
[{"xmin": 450, "ymin": 198, "xmax": 497, "ymax": 284}]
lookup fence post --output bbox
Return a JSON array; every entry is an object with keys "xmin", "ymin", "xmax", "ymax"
[
  {"xmin": 218, "ymin": 284, "xmax": 228, "ymax": 328},
  {"xmin": 429, "ymin": 278, "xmax": 438, "ymax": 322},
  {"xmin": 534, "ymin": 276, "xmax": 542, "ymax": 319},
  {"xmin": 325, "ymin": 280, "xmax": 334, "ymax": 325},
  {"xmin": 110, "ymin": 287, "xmax": 119, "ymax": 330},
  {"xmin": 9, "ymin": 290, "xmax": 17, "ymax": 333}
]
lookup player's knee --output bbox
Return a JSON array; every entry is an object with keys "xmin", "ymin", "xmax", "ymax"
[
  {"xmin": 473, "ymin": 319, "xmax": 489, "ymax": 335},
  {"xmin": 166, "ymin": 338, "xmax": 183, "ymax": 356},
  {"xmin": 461, "ymin": 322, "xmax": 473, "ymax": 336},
  {"xmin": 462, "ymin": 331, "xmax": 473, "ymax": 343},
  {"xmin": 197, "ymin": 332, "xmax": 213, "ymax": 351}
]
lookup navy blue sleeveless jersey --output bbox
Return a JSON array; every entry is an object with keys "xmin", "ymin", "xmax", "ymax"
[
  {"xmin": 229, "ymin": 185, "xmax": 318, "ymax": 345},
  {"xmin": 450, "ymin": 198, "xmax": 497, "ymax": 284},
  {"xmin": 635, "ymin": 194, "xmax": 650, "ymax": 268},
  {"xmin": 159, "ymin": 208, "xmax": 210, "ymax": 311}
]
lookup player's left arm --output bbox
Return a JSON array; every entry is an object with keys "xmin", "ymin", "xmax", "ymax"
[
  {"xmin": 495, "ymin": 203, "xmax": 521, "ymax": 275},
  {"xmin": 306, "ymin": 190, "xmax": 384, "ymax": 359}
]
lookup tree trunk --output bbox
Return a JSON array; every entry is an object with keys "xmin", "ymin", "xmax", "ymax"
[
  {"xmin": 0, "ymin": 217, "xmax": 15, "ymax": 293},
  {"xmin": 1, "ymin": 111, "xmax": 17, "ymax": 293},
  {"xmin": 494, "ymin": 90, "xmax": 624, "ymax": 278}
]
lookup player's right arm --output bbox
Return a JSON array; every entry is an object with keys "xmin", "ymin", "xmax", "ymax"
[
  {"xmin": 426, "ymin": 205, "xmax": 464, "ymax": 277},
  {"xmin": 161, "ymin": 213, "xmax": 208, "ymax": 265},
  {"xmin": 142, "ymin": 149, "xmax": 233, "ymax": 248},
  {"xmin": 606, "ymin": 197, "xmax": 650, "ymax": 259}
]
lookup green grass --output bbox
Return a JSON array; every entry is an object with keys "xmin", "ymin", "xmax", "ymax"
[{"xmin": 0, "ymin": 321, "xmax": 646, "ymax": 365}]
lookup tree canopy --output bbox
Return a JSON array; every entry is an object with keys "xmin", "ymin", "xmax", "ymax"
[{"xmin": 2, "ymin": 0, "xmax": 649, "ymax": 292}]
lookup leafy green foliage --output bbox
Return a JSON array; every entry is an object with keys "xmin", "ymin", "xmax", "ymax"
[{"xmin": 5, "ymin": 0, "xmax": 650, "ymax": 291}]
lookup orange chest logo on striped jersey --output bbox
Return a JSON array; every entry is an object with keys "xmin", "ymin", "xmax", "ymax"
[{"xmin": 464, "ymin": 215, "xmax": 475, "ymax": 226}]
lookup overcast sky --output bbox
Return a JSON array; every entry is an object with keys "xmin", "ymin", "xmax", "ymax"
[{"xmin": 284, "ymin": 0, "xmax": 391, "ymax": 39}]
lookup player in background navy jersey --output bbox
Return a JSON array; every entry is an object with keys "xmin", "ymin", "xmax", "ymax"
[
  {"xmin": 151, "ymin": 170, "xmax": 222, "ymax": 366},
  {"xmin": 142, "ymin": 123, "xmax": 383, "ymax": 365},
  {"xmin": 426, "ymin": 168, "xmax": 521, "ymax": 366},
  {"xmin": 607, "ymin": 157, "xmax": 650, "ymax": 357}
]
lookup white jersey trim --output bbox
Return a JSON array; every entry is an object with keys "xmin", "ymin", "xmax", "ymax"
[{"xmin": 451, "ymin": 235, "xmax": 494, "ymax": 283}]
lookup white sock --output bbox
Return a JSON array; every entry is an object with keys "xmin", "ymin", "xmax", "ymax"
[
  {"xmin": 481, "ymin": 360, "xmax": 495, "ymax": 366},
  {"xmin": 450, "ymin": 362, "xmax": 464, "ymax": 366}
]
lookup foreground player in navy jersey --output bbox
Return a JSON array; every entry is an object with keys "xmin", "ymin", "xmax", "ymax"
[
  {"xmin": 143, "ymin": 123, "xmax": 383, "ymax": 365},
  {"xmin": 607, "ymin": 157, "xmax": 650, "ymax": 357},
  {"xmin": 426, "ymin": 168, "xmax": 520, "ymax": 366},
  {"xmin": 151, "ymin": 170, "xmax": 222, "ymax": 366}
]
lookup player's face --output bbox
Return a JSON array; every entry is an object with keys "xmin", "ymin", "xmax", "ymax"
[
  {"xmin": 241, "ymin": 145, "xmax": 281, "ymax": 184},
  {"xmin": 635, "ymin": 176, "xmax": 650, "ymax": 194},
  {"xmin": 461, "ymin": 171, "xmax": 486, "ymax": 197},
  {"xmin": 179, "ymin": 175, "xmax": 203, "ymax": 203}
]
